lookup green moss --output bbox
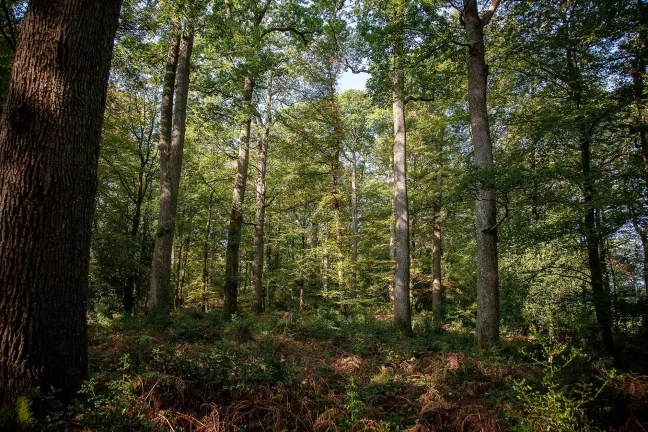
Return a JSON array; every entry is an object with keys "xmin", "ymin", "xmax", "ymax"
[{"xmin": 15, "ymin": 395, "xmax": 35, "ymax": 428}]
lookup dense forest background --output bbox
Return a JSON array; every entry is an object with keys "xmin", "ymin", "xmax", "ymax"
[{"xmin": 1, "ymin": 0, "xmax": 648, "ymax": 430}]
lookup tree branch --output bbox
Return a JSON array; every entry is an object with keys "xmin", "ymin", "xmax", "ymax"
[
  {"xmin": 261, "ymin": 27, "xmax": 313, "ymax": 44},
  {"xmin": 404, "ymin": 95, "xmax": 434, "ymax": 104},
  {"xmin": 481, "ymin": 0, "xmax": 503, "ymax": 26}
]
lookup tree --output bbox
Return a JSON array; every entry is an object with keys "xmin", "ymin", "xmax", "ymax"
[
  {"xmin": 150, "ymin": 22, "xmax": 194, "ymax": 317},
  {"xmin": 460, "ymin": 0, "xmax": 502, "ymax": 349},
  {"xmin": 252, "ymin": 75, "xmax": 274, "ymax": 314},
  {"xmin": 0, "ymin": 0, "xmax": 122, "ymax": 405}
]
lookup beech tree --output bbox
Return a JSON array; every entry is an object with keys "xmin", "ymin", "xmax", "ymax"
[
  {"xmin": 0, "ymin": 0, "xmax": 122, "ymax": 404},
  {"xmin": 460, "ymin": 0, "xmax": 502, "ymax": 349},
  {"xmin": 150, "ymin": 22, "xmax": 195, "ymax": 317}
]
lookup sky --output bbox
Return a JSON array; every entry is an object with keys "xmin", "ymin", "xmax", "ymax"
[{"xmin": 338, "ymin": 69, "xmax": 370, "ymax": 92}]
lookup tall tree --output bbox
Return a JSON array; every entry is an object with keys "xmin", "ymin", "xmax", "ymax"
[
  {"xmin": 461, "ymin": 0, "xmax": 502, "ymax": 349},
  {"xmin": 149, "ymin": 24, "xmax": 194, "ymax": 317},
  {"xmin": 224, "ymin": 70, "xmax": 254, "ymax": 319},
  {"xmin": 392, "ymin": 66, "xmax": 413, "ymax": 335},
  {"xmin": 252, "ymin": 77, "xmax": 273, "ymax": 314},
  {"xmin": 0, "ymin": 0, "xmax": 122, "ymax": 405}
]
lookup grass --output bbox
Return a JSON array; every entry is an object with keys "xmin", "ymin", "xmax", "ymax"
[{"xmin": 27, "ymin": 307, "xmax": 648, "ymax": 431}]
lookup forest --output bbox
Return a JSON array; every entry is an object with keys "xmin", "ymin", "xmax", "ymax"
[{"xmin": 0, "ymin": 0, "xmax": 647, "ymax": 430}]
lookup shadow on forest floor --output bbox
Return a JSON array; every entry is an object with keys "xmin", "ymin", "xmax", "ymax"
[{"xmin": 29, "ymin": 308, "xmax": 648, "ymax": 431}]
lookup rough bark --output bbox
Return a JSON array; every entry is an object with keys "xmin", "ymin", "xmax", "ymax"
[
  {"xmin": 463, "ymin": 0, "xmax": 500, "ymax": 349},
  {"xmin": 148, "ymin": 27, "xmax": 181, "ymax": 316},
  {"xmin": 0, "ymin": 0, "xmax": 122, "ymax": 404},
  {"xmin": 252, "ymin": 86, "xmax": 272, "ymax": 314},
  {"xmin": 392, "ymin": 68, "xmax": 413, "ymax": 336},
  {"xmin": 224, "ymin": 72, "xmax": 254, "ymax": 320}
]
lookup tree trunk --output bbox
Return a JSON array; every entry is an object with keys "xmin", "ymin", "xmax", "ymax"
[
  {"xmin": 0, "ymin": 0, "xmax": 122, "ymax": 405},
  {"xmin": 175, "ymin": 237, "xmax": 190, "ymax": 308},
  {"xmin": 322, "ymin": 229, "xmax": 330, "ymax": 299},
  {"xmin": 148, "ymin": 26, "xmax": 181, "ymax": 316},
  {"xmin": 202, "ymin": 192, "xmax": 214, "ymax": 313},
  {"xmin": 581, "ymin": 135, "xmax": 617, "ymax": 360},
  {"xmin": 631, "ymin": 11, "xmax": 648, "ymax": 330},
  {"xmin": 124, "ymin": 175, "xmax": 147, "ymax": 314},
  {"xmin": 174, "ymin": 236, "xmax": 185, "ymax": 308},
  {"xmin": 351, "ymin": 150, "xmax": 359, "ymax": 299},
  {"xmin": 392, "ymin": 68, "xmax": 413, "ymax": 336},
  {"xmin": 432, "ymin": 139, "xmax": 443, "ymax": 316},
  {"xmin": 252, "ymin": 85, "xmax": 272, "ymax": 314},
  {"xmin": 224, "ymin": 71, "xmax": 254, "ymax": 320},
  {"xmin": 463, "ymin": 0, "xmax": 500, "ymax": 349}
]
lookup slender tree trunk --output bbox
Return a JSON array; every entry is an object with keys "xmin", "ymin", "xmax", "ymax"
[
  {"xmin": 581, "ymin": 134, "xmax": 617, "ymax": 360},
  {"xmin": 0, "ymin": 0, "xmax": 122, "ymax": 405},
  {"xmin": 389, "ymin": 194, "xmax": 396, "ymax": 302},
  {"xmin": 351, "ymin": 150, "xmax": 359, "ymax": 299},
  {"xmin": 300, "ymin": 232, "xmax": 306, "ymax": 311},
  {"xmin": 224, "ymin": 72, "xmax": 254, "ymax": 320},
  {"xmin": 177, "ymin": 237, "xmax": 190, "ymax": 308},
  {"xmin": 252, "ymin": 85, "xmax": 272, "ymax": 314},
  {"xmin": 148, "ymin": 25, "xmax": 181, "ymax": 316},
  {"xmin": 322, "ymin": 229, "xmax": 330, "ymax": 299},
  {"xmin": 432, "ymin": 139, "xmax": 443, "ymax": 316},
  {"xmin": 463, "ymin": 0, "xmax": 500, "ymax": 349},
  {"xmin": 392, "ymin": 68, "xmax": 413, "ymax": 336},
  {"xmin": 124, "ymin": 183, "xmax": 145, "ymax": 314},
  {"xmin": 631, "ymin": 14, "xmax": 648, "ymax": 329},
  {"xmin": 174, "ymin": 236, "xmax": 185, "ymax": 308},
  {"xmin": 202, "ymin": 192, "xmax": 214, "ymax": 313}
]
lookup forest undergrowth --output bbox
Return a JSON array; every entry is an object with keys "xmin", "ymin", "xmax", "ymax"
[{"xmin": 23, "ymin": 307, "xmax": 648, "ymax": 432}]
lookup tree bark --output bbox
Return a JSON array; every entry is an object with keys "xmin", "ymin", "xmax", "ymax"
[
  {"xmin": 224, "ymin": 71, "xmax": 254, "ymax": 320},
  {"xmin": 432, "ymin": 138, "xmax": 443, "ymax": 316},
  {"xmin": 252, "ymin": 84, "xmax": 272, "ymax": 314},
  {"xmin": 148, "ymin": 26, "xmax": 181, "ymax": 316},
  {"xmin": 202, "ymin": 192, "xmax": 214, "ymax": 313},
  {"xmin": 392, "ymin": 68, "xmax": 413, "ymax": 336},
  {"xmin": 351, "ymin": 150, "xmax": 359, "ymax": 299},
  {"xmin": 463, "ymin": 0, "xmax": 500, "ymax": 349},
  {"xmin": 0, "ymin": 0, "xmax": 122, "ymax": 404},
  {"xmin": 322, "ymin": 229, "xmax": 330, "ymax": 299},
  {"xmin": 581, "ymin": 134, "xmax": 617, "ymax": 360},
  {"xmin": 631, "ymin": 6, "xmax": 648, "ymax": 330}
]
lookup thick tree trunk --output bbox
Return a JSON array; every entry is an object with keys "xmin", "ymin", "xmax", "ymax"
[
  {"xmin": 392, "ymin": 68, "xmax": 413, "ymax": 336},
  {"xmin": 0, "ymin": 0, "xmax": 122, "ymax": 405},
  {"xmin": 224, "ymin": 72, "xmax": 254, "ymax": 320},
  {"xmin": 252, "ymin": 86, "xmax": 272, "ymax": 314},
  {"xmin": 463, "ymin": 0, "xmax": 500, "ymax": 349},
  {"xmin": 351, "ymin": 150, "xmax": 359, "ymax": 299},
  {"xmin": 148, "ymin": 27, "xmax": 181, "ymax": 316}
]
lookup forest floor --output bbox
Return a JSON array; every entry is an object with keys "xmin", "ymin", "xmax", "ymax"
[{"xmin": 38, "ymin": 307, "xmax": 648, "ymax": 431}]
